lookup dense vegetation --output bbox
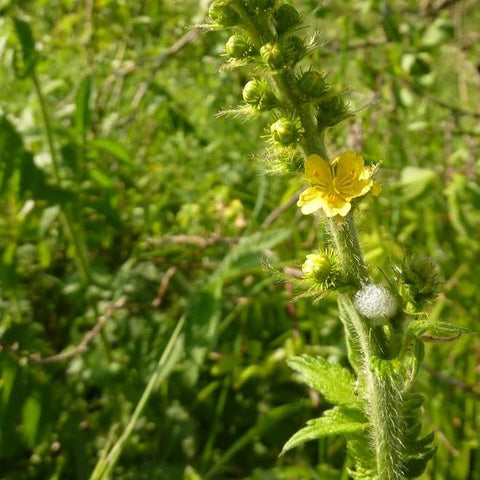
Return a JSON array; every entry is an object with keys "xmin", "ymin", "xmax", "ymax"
[{"xmin": 0, "ymin": 1, "xmax": 479, "ymax": 479}]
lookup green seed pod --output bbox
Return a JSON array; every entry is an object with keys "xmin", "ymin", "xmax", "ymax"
[
  {"xmin": 273, "ymin": 3, "xmax": 300, "ymax": 35},
  {"xmin": 270, "ymin": 118, "xmax": 301, "ymax": 145},
  {"xmin": 225, "ymin": 34, "xmax": 251, "ymax": 58},
  {"xmin": 242, "ymin": 78, "xmax": 277, "ymax": 111},
  {"xmin": 298, "ymin": 71, "xmax": 327, "ymax": 99},
  {"xmin": 302, "ymin": 253, "xmax": 332, "ymax": 283},
  {"xmin": 209, "ymin": 0, "xmax": 240, "ymax": 27}
]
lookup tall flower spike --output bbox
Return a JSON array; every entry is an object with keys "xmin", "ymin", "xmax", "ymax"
[{"xmin": 297, "ymin": 152, "xmax": 381, "ymax": 217}]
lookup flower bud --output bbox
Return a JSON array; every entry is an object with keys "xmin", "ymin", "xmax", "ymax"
[
  {"xmin": 402, "ymin": 255, "xmax": 440, "ymax": 305},
  {"xmin": 316, "ymin": 94, "xmax": 349, "ymax": 128},
  {"xmin": 261, "ymin": 37, "xmax": 305, "ymax": 69},
  {"xmin": 242, "ymin": 78, "xmax": 277, "ymax": 111},
  {"xmin": 282, "ymin": 36, "xmax": 306, "ymax": 66},
  {"xmin": 209, "ymin": 0, "xmax": 240, "ymax": 27},
  {"xmin": 270, "ymin": 118, "xmax": 301, "ymax": 146},
  {"xmin": 273, "ymin": 4, "xmax": 301, "ymax": 35},
  {"xmin": 225, "ymin": 34, "xmax": 252, "ymax": 59},
  {"xmin": 260, "ymin": 42, "xmax": 284, "ymax": 69},
  {"xmin": 354, "ymin": 284, "xmax": 398, "ymax": 324},
  {"xmin": 302, "ymin": 254, "xmax": 331, "ymax": 283},
  {"xmin": 298, "ymin": 71, "xmax": 327, "ymax": 99}
]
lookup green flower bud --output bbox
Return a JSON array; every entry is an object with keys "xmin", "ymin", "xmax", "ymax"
[
  {"xmin": 209, "ymin": 0, "xmax": 240, "ymax": 27},
  {"xmin": 402, "ymin": 254, "xmax": 440, "ymax": 305},
  {"xmin": 261, "ymin": 37, "xmax": 305, "ymax": 69},
  {"xmin": 298, "ymin": 71, "xmax": 327, "ymax": 99},
  {"xmin": 282, "ymin": 36, "xmax": 306, "ymax": 66},
  {"xmin": 302, "ymin": 254, "xmax": 331, "ymax": 283},
  {"xmin": 260, "ymin": 42, "xmax": 283, "ymax": 69},
  {"xmin": 242, "ymin": 78, "xmax": 277, "ymax": 111},
  {"xmin": 273, "ymin": 3, "xmax": 300, "ymax": 35},
  {"xmin": 316, "ymin": 94, "xmax": 350, "ymax": 128},
  {"xmin": 270, "ymin": 118, "xmax": 301, "ymax": 145},
  {"xmin": 225, "ymin": 34, "xmax": 252, "ymax": 59}
]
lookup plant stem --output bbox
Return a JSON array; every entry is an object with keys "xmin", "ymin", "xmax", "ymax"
[
  {"xmin": 339, "ymin": 294, "xmax": 406, "ymax": 480},
  {"xmin": 32, "ymin": 70, "xmax": 92, "ymax": 284},
  {"xmin": 226, "ymin": 11, "xmax": 407, "ymax": 478},
  {"xmin": 89, "ymin": 317, "xmax": 185, "ymax": 480},
  {"xmin": 328, "ymin": 214, "xmax": 369, "ymax": 287},
  {"xmin": 281, "ymin": 77, "xmax": 406, "ymax": 478}
]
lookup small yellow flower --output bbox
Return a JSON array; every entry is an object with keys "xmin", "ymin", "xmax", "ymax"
[{"xmin": 297, "ymin": 151, "xmax": 381, "ymax": 217}]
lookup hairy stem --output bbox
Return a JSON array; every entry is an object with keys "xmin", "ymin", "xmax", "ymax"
[
  {"xmin": 227, "ymin": 10, "xmax": 407, "ymax": 478},
  {"xmin": 328, "ymin": 214, "xmax": 369, "ymax": 287},
  {"xmin": 339, "ymin": 294, "xmax": 406, "ymax": 480}
]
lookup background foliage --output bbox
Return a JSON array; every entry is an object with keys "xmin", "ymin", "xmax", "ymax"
[{"xmin": 0, "ymin": 0, "xmax": 479, "ymax": 479}]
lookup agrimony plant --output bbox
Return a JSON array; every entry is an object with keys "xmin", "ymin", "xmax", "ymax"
[{"xmin": 206, "ymin": 2, "xmax": 471, "ymax": 479}]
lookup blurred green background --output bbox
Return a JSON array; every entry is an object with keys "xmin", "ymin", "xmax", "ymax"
[{"xmin": 0, "ymin": 1, "xmax": 479, "ymax": 479}]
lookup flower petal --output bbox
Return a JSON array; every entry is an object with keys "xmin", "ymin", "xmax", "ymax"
[
  {"xmin": 335, "ymin": 151, "xmax": 373, "ymax": 199},
  {"xmin": 321, "ymin": 193, "xmax": 352, "ymax": 217},
  {"xmin": 335, "ymin": 151, "xmax": 365, "ymax": 177},
  {"xmin": 305, "ymin": 154, "xmax": 332, "ymax": 188},
  {"xmin": 297, "ymin": 187, "xmax": 325, "ymax": 215}
]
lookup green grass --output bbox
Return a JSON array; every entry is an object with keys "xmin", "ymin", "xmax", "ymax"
[{"xmin": 0, "ymin": 1, "xmax": 479, "ymax": 479}]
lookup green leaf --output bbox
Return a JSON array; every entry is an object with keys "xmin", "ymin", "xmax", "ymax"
[
  {"xmin": 281, "ymin": 405, "xmax": 368, "ymax": 454},
  {"xmin": 398, "ymin": 167, "xmax": 436, "ymax": 200},
  {"xmin": 422, "ymin": 18, "xmax": 454, "ymax": 48},
  {"xmin": 409, "ymin": 337, "xmax": 424, "ymax": 381},
  {"xmin": 182, "ymin": 279, "xmax": 222, "ymax": 386},
  {"xmin": 92, "ymin": 138, "xmax": 133, "ymax": 166},
  {"xmin": 206, "ymin": 403, "xmax": 306, "ymax": 479},
  {"xmin": 0, "ymin": 115, "xmax": 24, "ymax": 193},
  {"xmin": 20, "ymin": 153, "xmax": 75, "ymax": 203},
  {"xmin": 287, "ymin": 355, "xmax": 357, "ymax": 405},
  {"xmin": 75, "ymin": 75, "xmax": 92, "ymax": 139},
  {"xmin": 0, "ymin": 242, "xmax": 17, "ymax": 287},
  {"xmin": 408, "ymin": 320, "xmax": 472, "ymax": 342},
  {"xmin": 13, "ymin": 18, "xmax": 37, "ymax": 78},
  {"xmin": 22, "ymin": 394, "xmax": 42, "ymax": 448},
  {"xmin": 403, "ymin": 446, "xmax": 436, "ymax": 478}
]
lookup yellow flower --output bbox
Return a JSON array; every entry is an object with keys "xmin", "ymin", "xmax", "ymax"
[{"xmin": 297, "ymin": 151, "xmax": 381, "ymax": 217}]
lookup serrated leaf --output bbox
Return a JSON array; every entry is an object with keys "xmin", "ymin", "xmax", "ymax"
[
  {"xmin": 287, "ymin": 355, "xmax": 357, "ymax": 405},
  {"xmin": 408, "ymin": 320, "xmax": 472, "ymax": 342},
  {"xmin": 281, "ymin": 405, "xmax": 367, "ymax": 454},
  {"xmin": 347, "ymin": 467, "xmax": 378, "ymax": 480},
  {"xmin": 403, "ymin": 447, "xmax": 437, "ymax": 478}
]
